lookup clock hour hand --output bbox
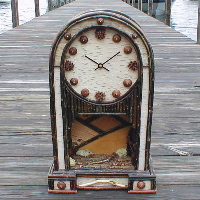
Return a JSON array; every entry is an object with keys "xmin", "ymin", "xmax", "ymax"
[
  {"xmin": 102, "ymin": 51, "xmax": 120, "ymax": 65},
  {"xmin": 85, "ymin": 55, "xmax": 109, "ymax": 71},
  {"xmin": 85, "ymin": 55, "xmax": 99, "ymax": 65}
]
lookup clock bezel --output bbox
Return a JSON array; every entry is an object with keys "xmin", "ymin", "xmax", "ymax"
[{"xmin": 60, "ymin": 25, "xmax": 143, "ymax": 105}]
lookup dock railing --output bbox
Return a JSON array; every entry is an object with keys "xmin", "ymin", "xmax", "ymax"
[
  {"xmin": 11, "ymin": 0, "xmax": 19, "ymax": 28},
  {"xmin": 10, "ymin": 0, "xmax": 72, "ymax": 28},
  {"xmin": 124, "ymin": 0, "xmax": 200, "ymax": 44},
  {"xmin": 47, "ymin": 0, "xmax": 70, "ymax": 11},
  {"xmin": 35, "ymin": 0, "xmax": 40, "ymax": 17},
  {"xmin": 123, "ymin": 0, "xmax": 171, "ymax": 23}
]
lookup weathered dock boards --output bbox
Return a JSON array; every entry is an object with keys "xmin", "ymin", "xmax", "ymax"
[{"xmin": 0, "ymin": 0, "xmax": 200, "ymax": 199}]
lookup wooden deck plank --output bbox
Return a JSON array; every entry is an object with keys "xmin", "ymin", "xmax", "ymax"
[
  {"xmin": 1, "ymin": 185, "xmax": 200, "ymax": 200},
  {"xmin": 0, "ymin": 0, "xmax": 200, "ymax": 198},
  {"xmin": 1, "ymin": 156, "xmax": 200, "ymax": 185}
]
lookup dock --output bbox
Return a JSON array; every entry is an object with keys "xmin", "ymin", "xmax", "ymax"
[{"xmin": 0, "ymin": 0, "xmax": 200, "ymax": 199}]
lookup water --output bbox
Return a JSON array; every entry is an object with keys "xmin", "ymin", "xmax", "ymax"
[
  {"xmin": 0, "ymin": 0, "xmax": 48, "ymax": 33},
  {"xmin": 0, "ymin": 0, "xmax": 199, "ymax": 41},
  {"xmin": 170, "ymin": 0, "xmax": 198, "ymax": 41}
]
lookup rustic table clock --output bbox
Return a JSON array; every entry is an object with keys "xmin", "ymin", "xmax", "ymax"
[{"xmin": 48, "ymin": 10, "xmax": 156, "ymax": 194}]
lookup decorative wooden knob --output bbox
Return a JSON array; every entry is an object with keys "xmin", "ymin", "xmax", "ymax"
[
  {"xmin": 95, "ymin": 91, "xmax": 106, "ymax": 101},
  {"xmin": 137, "ymin": 181, "xmax": 145, "ymax": 189},
  {"xmin": 128, "ymin": 61, "xmax": 138, "ymax": 71},
  {"xmin": 80, "ymin": 36, "xmax": 88, "ymax": 44},
  {"xmin": 123, "ymin": 79, "xmax": 132, "ymax": 87},
  {"xmin": 113, "ymin": 34, "xmax": 121, "ymax": 43},
  {"xmin": 69, "ymin": 47, "xmax": 77, "ymax": 55},
  {"xmin": 81, "ymin": 89, "xmax": 89, "ymax": 97},
  {"xmin": 64, "ymin": 60, "xmax": 74, "ymax": 71},
  {"xmin": 64, "ymin": 33, "xmax": 71, "ymax": 40},
  {"xmin": 57, "ymin": 182, "xmax": 66, "ymax": 190},
  {"xmin": 124, "ymin": 46, "xmax": 132, "ymax": 54},
  {"xmin": 112, "ymin": 90, "xmax": 121, "ymax": 98},
  {"xmin": 97, "ymin": 17, "xmax": 104, "ymax": 25},
  {"xmin": 95, "ymin": 29, "xmax": 106, "ymax": 40},
  {"xmin": 70, "ymin": 78, "xmax": 78, "ymax": 86}
]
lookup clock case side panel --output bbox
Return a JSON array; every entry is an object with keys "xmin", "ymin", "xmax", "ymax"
[
  {"xmin": 49, "ymin": 24, "xmax": 74, "ymax": 170},
  {"xmin": 145, "ymin": 51, "xmax": 154, "ymax": 171},
  {"xmin": 137, "ymin": 33, "xmax": 154, "ymax": 171}
]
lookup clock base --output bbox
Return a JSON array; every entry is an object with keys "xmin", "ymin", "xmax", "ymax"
[{"xmin": 48, "ymin": 158, "xmax": 156, "ymax": 194}]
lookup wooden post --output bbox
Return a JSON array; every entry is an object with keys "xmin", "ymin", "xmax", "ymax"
[
  {"xmin": 34, "ymin": 0, "xmax": 40, "ymax": 17},
  {"xmin": 197, "ymin": 0, "xmax": 200, "ymax": 44},
  {"xmin": 138, "ymin": 0, "xmax": 142, "ymax": 11},
  {"xmin": 148, "ymin": 0, "xmax": 153, "ymax": 16},
  {"xmin": 48, "ymin": 0, "xmax": 53, "ymax": 11},
  {"xmin": 58, "ymin": 0, "xmax": 61, "ymax": 7},
  {"xmin": 165, "ymin": 0, "xmax": 171, "ymax": 26},
  {"xmin": 131, "ymin": 0, "xmax": 135, "ymax": 7},
  {"xmin": 11, "ymin": 0, "xmax": 19, "ymax": 28}
]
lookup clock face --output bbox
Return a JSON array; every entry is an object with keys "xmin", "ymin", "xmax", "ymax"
[{"xmin": 63, "ymin": 27, "xmax": 140, "ymax": 102}]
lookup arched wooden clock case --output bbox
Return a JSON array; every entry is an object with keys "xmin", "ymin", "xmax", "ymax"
[{"xmin": 48, "ymin": 10, "xmax": 156, "ymax": 194}]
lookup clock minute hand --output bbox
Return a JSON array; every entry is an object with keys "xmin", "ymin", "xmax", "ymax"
[
  {"xmin": 85, "ymin": 55, "xmax": 99, "ymax": 65},
  {"xmin": 102, "ymin": 51, "xmax": 120, "ymax": 65}
]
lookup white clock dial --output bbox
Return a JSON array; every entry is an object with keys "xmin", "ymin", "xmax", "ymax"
[{"xmin": 64, "ymin": 27, "xmax": 139, "ymax": 102}]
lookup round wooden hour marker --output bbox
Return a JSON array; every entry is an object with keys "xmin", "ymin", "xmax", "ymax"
[
  {"xmin": 69, "ymin": 47, "xmax": 77, "ymax": 55},
  {"xmin": 64, "ymin": 33, "xmax": 71, "ymax": 40},
  {"xmin": 113, "ymin": 34, "xmax": 121, "ymax": 43},
  {"xmin": 97, "ymin": 17, "xmax": 104, "ymax": 25},
  {"xmin": 112, "ymin": 90, "xmax": 121, "ymax": 98},
  {"xmin": 81, "ymin": 88, "xmax": 89, "ymax": 97},
  {"xmin": 124, "ymin": 46, "xmax": 132, "ymax": 54},
  {"xmin": 70, "ymin": 78, "xmax": 78, "ymax": 86},
  {"xmin": 132, "ymin": 33, "xmax": 138, "ymax": 39},
  {"xmin": 80, "ymin": 36, "xmax": 88, "ymax": 44},
  {"xmin": 123, "ymin": 79, "xmax": 132, "ymax": 87}
]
